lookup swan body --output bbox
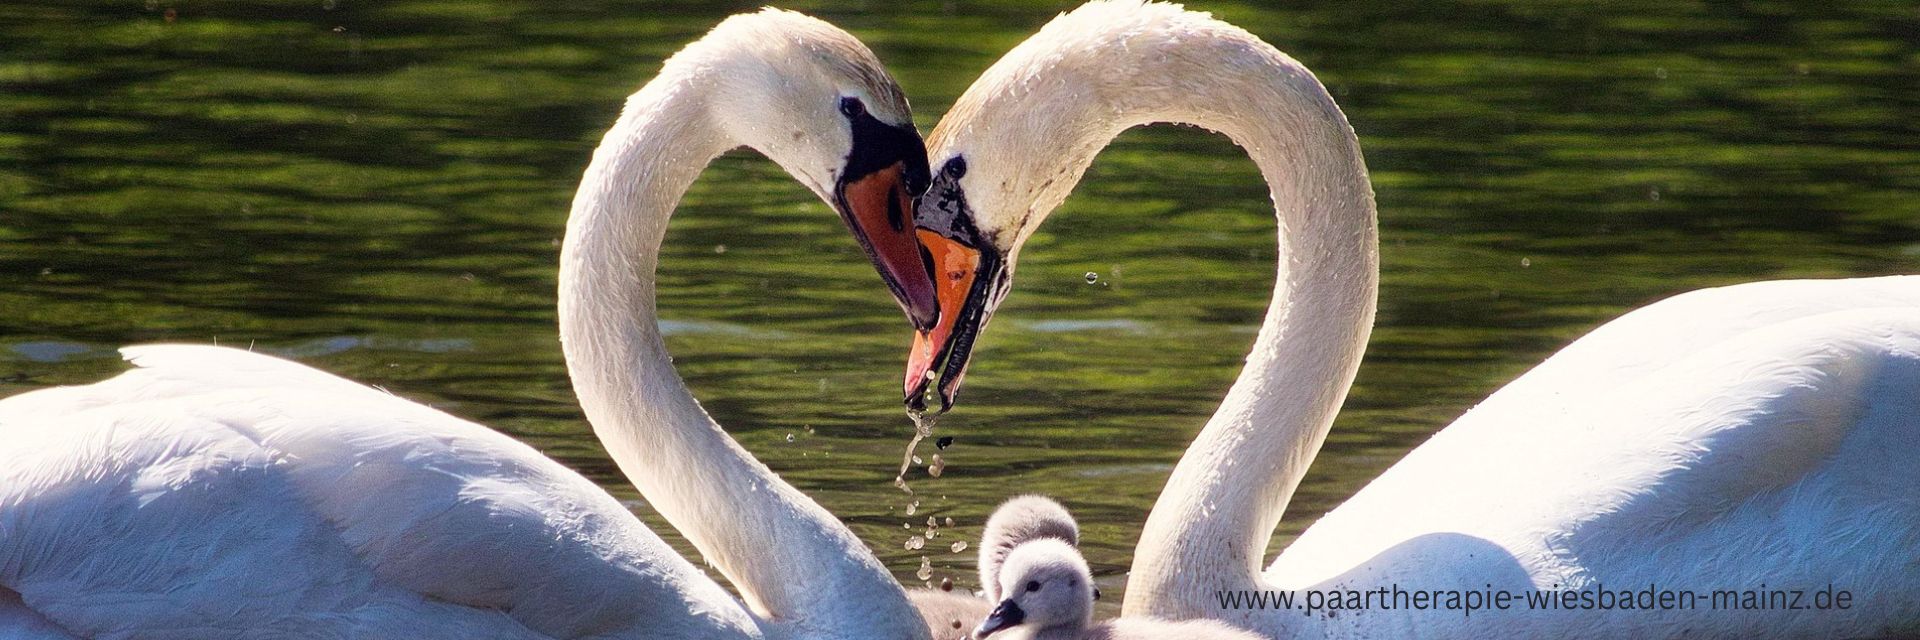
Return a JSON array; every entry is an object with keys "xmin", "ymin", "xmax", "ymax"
[
  {"xmin": 908, "ymin": 1, "xmax": 1920, "ymax": 637},
  {"xmin": 911, "ymin": 495, "xmax": 1081, "ymax": 639},
  {"xmin": 0, "ymin": 9, "xmax": 938, "ymax": 639},
  {"xmin": 1269, "ymin": 282, "xmax": 1920, "ymax": 638},
  {"xmin": 974, "ymin": 539, "xmax": 1260, "ymax": 640},
  {"xmin": 1, "ymin": 346, "xmax": 748, "ymax": 639}
]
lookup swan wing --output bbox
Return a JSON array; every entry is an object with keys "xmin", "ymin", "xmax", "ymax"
[
  {"xmin": 0, "ymin": 345, "xmax": 756, "ymax": 639},
  {"xmin": 1277, "ymin": 278, "xmax": 1920, "ymax": 605}
]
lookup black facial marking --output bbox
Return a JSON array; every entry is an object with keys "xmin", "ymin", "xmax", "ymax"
[
  {"xmin": 838, "ymin": 98, "xmax": 929, "ymax": 194},
  {"xmin": 915, "ymin": 158, "xmax": 976, "ymax": 239}
]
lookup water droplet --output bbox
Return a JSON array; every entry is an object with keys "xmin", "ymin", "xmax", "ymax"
[
  {"xmin": 906, "ymin": 536, "xmax": 926, "ymax": 551},
  {"xmin": 950, "ymin": 541, "xmax": 968, "ymax": 553},
  {"xmin": 784, "ymin": 433, "xmax": 794, "ymax": 443},
  {"xmin": 944, "ymin": 517, "xmax": 955, "ymax": 527},
  {"xmin": 713, "ymin": 244, "xmax": 727, "ymax": 254},
  {"xmin": 928, "ymin": 454, "xmax": 946, "ymax": 478},
  {"xmin": 940, "ymin": 576, "xmax": 954, "ymax": 592},
  {"xmin": 912, "ymin": 455, "xmax": 923, "ymax": 465},
  {"xmin": 916, "ymin": 556, "xmax": 933, "ymax": 580},
  {"xmin": 1648, "ymin": 186, "xmax": 1661, "ymax": 201},
  {"xmin": 906, "ymin": 500, "xmax": 919, "ymax": 516},
  {"xmin": 1654, "ymin": 66, "xmax": 1668, "ymax": 79},
  {"xmin": 935, "ymin": 436, "xmax": 954, "ymax": 449},
  {"xmin": 1084, "ymin": 272, "xmax": 1099, "ymax": 284},
  {"xmin": 1520, "ymin": 257, "xmax": 1531, "ymax": 268}
]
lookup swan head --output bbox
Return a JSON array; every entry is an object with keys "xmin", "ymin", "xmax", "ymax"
[
  {"xmin": 902, "ymin": 0, "xmax": 1205, "ymax": 411},
  {"xmin": 975, "ymin": 538, "xmax": 1096, "ymax": 638},
  {"xmin": 690, "ymin": 8, "xmax": 940, "ymax": 329}
]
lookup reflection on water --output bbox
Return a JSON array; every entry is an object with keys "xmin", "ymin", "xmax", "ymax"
[{"xmin": 2, "ymin": 0, "xmax": 1915, "ymax": 605}]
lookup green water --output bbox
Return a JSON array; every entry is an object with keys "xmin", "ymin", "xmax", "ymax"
[{"xmin": 3, "ymin": 0, "xmax": 1917, "ymax": 604}]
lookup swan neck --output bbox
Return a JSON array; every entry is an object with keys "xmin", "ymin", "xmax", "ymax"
[
  {"xmin": 557, "ymin": 70, "xmax": 924, "ymax": 636},
  {"xmin": 1089, "ymin": 33, "xmax": 1378, "ymax": 623}
]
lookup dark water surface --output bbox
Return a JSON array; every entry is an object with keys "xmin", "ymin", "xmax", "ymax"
[{"xmin": 3, "ymin": 0, "xmax": 1917, "ymax": 605}]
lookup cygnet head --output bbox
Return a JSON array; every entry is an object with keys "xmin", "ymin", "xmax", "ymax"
[
  {"xmin": 979, "ymin": 495, "xmax": 1080, "ymax": 602},
  {"xmin": 975, "ymin": 538, "xmax": 1095, "ymax": 639}
]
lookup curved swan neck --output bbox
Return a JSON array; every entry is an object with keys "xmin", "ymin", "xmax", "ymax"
[
  {"xmin": 1113, "ymin": 19, "xmax": 1377, "ymax": 622},
  {"xmin": 558, "ymin": 57, "xmax": 924, "ymax": 637},
  {"xmin": 929, "ymin": 3, "xmax": 1377, "ymax": 623}
]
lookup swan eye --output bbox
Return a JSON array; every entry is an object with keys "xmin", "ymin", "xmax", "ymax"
[
  {"xmin": 1025, "ymin": 580, "xmax": 1040, "ymax": 593},
  {"xmin": 1093, "ymin": 588, "xmax": 1102, "ymax": 600},
  {"xmin": 839, "ymin": 97, "xmax": 865, "ymax": 118},
  {"xmin": 943, "ymin": 157, "xmax": 967, "ymax": 179}
]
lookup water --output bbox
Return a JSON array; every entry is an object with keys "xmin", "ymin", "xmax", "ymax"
[{"xmin": 3, "ymin": 0, "xmax": 1917, "ymax": 608}]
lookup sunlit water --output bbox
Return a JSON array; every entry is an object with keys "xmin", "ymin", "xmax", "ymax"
[{"xmin": 2, "ymin": 0, "xmax": 1916, "ymax": 608}]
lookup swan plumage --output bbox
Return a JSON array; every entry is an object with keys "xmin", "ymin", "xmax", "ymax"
[
  {"xmin": 1, "ymin": 345, "xmax": 742, "ymax": 639},
  {"xmin": 0, "ymin": 8, "xmax": 939, "ymax": 639},
  {"xmin": 907, "ymin": 1, "xmax": 1920, "ymax": 637}
]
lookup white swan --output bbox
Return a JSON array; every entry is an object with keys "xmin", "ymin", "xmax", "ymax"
[
  {"xmin": 974, "ymin": 539, "xmax": 1260, "ymax": 640},
  {"xmin": 0, "ymin": 10, "xmax": 941, "ymax": 639},
  {"xmin": 905, "ymin": 1, "xmax": 1920, "ymax": 638}
]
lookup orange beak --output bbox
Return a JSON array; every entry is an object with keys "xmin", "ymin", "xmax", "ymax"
[
  {"xmin": 840, "ymin": 162, "xmax": 939, "ymax": 330},
  {"xmin": 906, "ymin": 229, "xmax": 983, "ymax": 410}
]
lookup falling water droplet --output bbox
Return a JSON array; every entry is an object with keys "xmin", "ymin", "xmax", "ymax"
[
  {"xmin": 916, "ymin": 556, "xmax": 933, "ymax": 580},
  {"xmin": 950, "ymin": 541, "xmax": 968, "ymax": 553},
  {"xmin": 928, "ymin": 454, "xmax": 946, "ymax": 478},
  {"xmin": 1084, "ymin": 272, "xmax": 1099, "ymax": 284},
  {"xmin": 1520, "ymin": 257, "xmax": 1531, "ymax": 268},
  {"xmin": 906, "ymin": 500, "xmax": 920, "ymax": 516},
  {"xmin": 1648, "ymin": 186, "xmax": 1661, "ymax": 201},
  {"xmin": 784, "ymin": 433, "xmax": 795, "ymax": 443},
  {"xmin": 944, "ymin": 517, "xmax": 955, "ymax": 527},
  {"xmin": 940, "ymin": 576, "xmax": 954, "ymax": 592},
  {"xmin": 895, "ymin": 409, "xmax": 936, "ymax": 491},
  {"xmin": 906, "ymin": 536, "xmax": 926, "ymax": 551}
]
